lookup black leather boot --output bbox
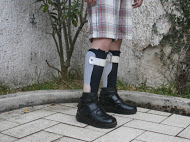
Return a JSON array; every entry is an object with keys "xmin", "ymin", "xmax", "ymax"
[
  {"xmin": 99, "ymin": 87, "xmax": 137, "ymax": 114},
  {"xmin": 76, "ymin": 92, "xmax": 117, "ymax": 128}
]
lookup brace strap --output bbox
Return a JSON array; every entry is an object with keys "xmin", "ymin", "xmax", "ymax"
[
  {"xmin": 106, "ymin": 54, "xmax": 120, "ymax": 63},
  {"xmin": 89, "ymin": 56, "xmax": 107, "ymax": 67}
]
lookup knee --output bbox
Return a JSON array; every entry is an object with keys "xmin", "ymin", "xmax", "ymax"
[
  {"xmin": 91, "ymin": 38, "xmax": 113, "ymax": 52},
  {"xmin": 115, "ymin": 39, "xmax": 122, "ymax": 46},
  {"xmin": 109, "ymin": 39, "xmax": 122, "ymax": 51},
  {"xmin": 93, "ymin": 38, "xmax": 112, "ymax": 47}
]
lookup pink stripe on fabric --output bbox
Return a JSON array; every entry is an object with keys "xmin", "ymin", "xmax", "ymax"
[
  {"xmin": 92, "ymin": 9, "xmax": 114, "ymax": 12},
  {"xmin": 121, "ymin": 0, "xmax": 125, "ymax": 39},
  {"xmin": 87, "ymin": 3, "xmax": 91, "ymax": 14},
  {"xmin": 100, "ymin": 0, "xmax": 103, "ymax": 37}
]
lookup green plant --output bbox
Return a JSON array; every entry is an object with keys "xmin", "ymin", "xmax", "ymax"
[
  {"xmin": 117, "ymin": 80, "xmax": 190, "ymax": 98},
  {"xmin": 159, "ymin": 0, "xmax": 190, "ymax": 95},
  {"xmin": 0, "ymin": 73, "xmax": 83, "ymax": 95},
  {"xmin": 35, "ymin": 0, "xmax": 87, "ymax": 81},
  {"xmin": 0, "ymin": 85, "xmax": 11, "ymax": 95}
]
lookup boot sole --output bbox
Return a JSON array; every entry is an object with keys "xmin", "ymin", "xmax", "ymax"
[
  {"xmin": 104, "ymin": 107, "xmax": 137, "ymax": 115},
  {"xmin": 76, "ymin": 113, "xmax": 117, "ymax": 129}
]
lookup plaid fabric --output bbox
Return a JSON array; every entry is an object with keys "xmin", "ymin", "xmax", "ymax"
[{"xmin": 87, "ymin": 0, "xmax": 133, "ymax": 41}]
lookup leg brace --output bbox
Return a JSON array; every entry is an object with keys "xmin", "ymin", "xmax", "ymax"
[
  {"xmin": 102, "ymin": 50, "xmax": 120, "ymax": 88},
  {"xmin": 83, "ymin": 49, "xmax": 108, "ymax": 93}
]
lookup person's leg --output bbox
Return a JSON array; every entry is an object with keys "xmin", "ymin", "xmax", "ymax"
[
  {"xmin": 99, "ymin": 39, "xmax": 137, "ymax": 114},
  {"xmin": 83, "ymin": 38, "xmax": 112, "ymax": 93},
  {"xmin": 109, "ymin": 39, "xmax": 122, "ymax": 51},
  {"xmin": 76, "ymin": 0, "xmax": 119, "ymax": 128},
  {"xmin": 76, "ymin": 38, "xmax": 117, "ymax": 128},
  {"xmin": 102, "ymin": 39, "xmax": 122, "ymax": 89},
  {"xmin": 91, "ymin": 38, "xmax": 112, "ymax": 52}
]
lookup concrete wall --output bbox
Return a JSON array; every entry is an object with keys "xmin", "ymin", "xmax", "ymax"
[
  {"xmin": 0, "ymin": 0, "xmax": 173, "ymax": 88},
  {"xmin": 0, "ymin": 0, "xmax": 59, "ymax": 88}
]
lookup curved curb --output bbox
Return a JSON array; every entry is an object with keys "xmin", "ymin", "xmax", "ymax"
[
  {"xmin": 120, "ymin": 91, "xmax": 190, "ymax": 116},
  {"xmin": 0, "ymin": 90, "xmax": 190, "ymax": 116},
  {"xmin": 0, "ymin": 90, "xmax": 81, "ymax": 113}
]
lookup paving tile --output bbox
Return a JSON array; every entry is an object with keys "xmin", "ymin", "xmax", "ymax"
[
  {"xmin": 60, "ymin": 108, "xmax": 77, "ymax": 116},
  {"xmin": 44, "ymin": 104, "xmax": 108, "ymax": 116},
  {"xmin": 131, "ymin": 140, "xmax": 144, "ymax": 142},
  {"xmin": 7, "ymin": 110, "xmax": 56, "ymax": 124},
  {"xmin": 86, "ymin": 115, "xmax": 132, "ymax": 133},
  {"xmin": 45, "ymin": 123, "xmax": 103, "ymax": 141},
  {"xmin": 14, "ymin": 131, "xmax": 62, "ymax": 142},
  {"xmin": 147, "ymin": 110, "xmax": 172, "ymax": 116},
  {"xmin": 137, "ymin": 107, "xmax": 150, "ymax": 113},
  {"xmin": 0, "ymin": 133, "xmax": 18, "ymax": 142},
  {"xmin": 178, "ymin": 125, "xmax": 190, "ymax": 139},
  {"xmin": 94, "ymin": 126, "xmax": 144, "ymax": 142},
  {"xmin": 54, "ymin": 137, "xmax": 84, "ymax": 142},
  {"xmin": 125, "ymin": 120, "xmax": 183, "ymax": 136},
  {"xmin": 0, "ymin": 110, "xmax": 23, "ymax": 120},
  {"xmin": 136, "ymin": 131, "xmax": 190, "ymax": 142},
  {"xmin": 45, "ymin": 113, "xmax": 87, "ymax": 127},
  {"xmin": 42, "ymin": 105, "xmax": 76, "ymax": 115},
  {"xmin": 0, "ymin": 118, "xmax": 5, "ymax": 122},
  {"xmin": 115, "ymin": 112, "xmax": 167, "ymax": 123},
  {"xmin": 1, "ymin": 118, "xmax": 59, "ymax": 138},
  {"xmin": 60, "ymin": 103, "xmax": 78, "ymax": 108},
  {"xmin": 0, "ymin": 120, "xmax": 19, "ymax": 132},
  {"xmin": 84, "ymin": 125, "xmax": 115, "ymax": 134},
  {"xmin": 2, "ymin": 103, "xmax": 190, "ymax": 142},
  {"xmin": 113, "ymin": 115, "xmax": 133, "ymax": 126},
  {"xmin": 161, "ymin": 114, "xmax": 190, "ymax": 128},
  {"xmin": 29, "ymin": 104, "xmax": 52, "ymax": 110},
  {"xmin": 0, "ymin": 105, "xmax": 50, "ymax": 120}
]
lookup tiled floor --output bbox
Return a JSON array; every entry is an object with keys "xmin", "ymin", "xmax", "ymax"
[{"xmin": 0, "ymin": 103, "xmax": 190, "ymax": 142}]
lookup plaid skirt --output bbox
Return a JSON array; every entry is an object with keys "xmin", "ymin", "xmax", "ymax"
[{"xmin": 87, "ymin": 0, "xmax": 133, "ymax": 42}]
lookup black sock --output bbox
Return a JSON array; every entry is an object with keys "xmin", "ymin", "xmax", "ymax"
[{"xmin": 107, "ymin": 50, "xmax": 121, "ymax": 89}]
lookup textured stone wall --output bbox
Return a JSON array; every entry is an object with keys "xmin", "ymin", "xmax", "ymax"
[
  {"xmin": 0, "ymin": 0, "xmax": 59, "ymax": 88},
  {"xmin": 0, "ymin": 0, "xmax": 172, "ymax": 88}
]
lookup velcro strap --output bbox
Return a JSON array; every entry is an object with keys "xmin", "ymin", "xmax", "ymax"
[
  {"xmin": 89, "ymin": 56, "xmax": 106, "ymax": 67},
  {"xmin": 106, "ymin": 54, "xmax": 120, "ymax": 63}
]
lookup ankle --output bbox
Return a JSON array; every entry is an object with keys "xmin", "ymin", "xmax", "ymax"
[
  {"xmin": 101, "ymin": 87, "xmax": 117, "ymax": 92},
  {"xmin": 82, "ymin": 92, "xmax": 98, "ymax": 99}
]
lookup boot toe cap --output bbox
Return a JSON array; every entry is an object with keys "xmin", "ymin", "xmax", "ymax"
[
  {"xmin": 101, "ymin": 116, "xmax": 117, "ymax": 127},
  {"xmin": 120, "ymin": 104, "xmax": 137, "ymax": 113},
  {"xmin": 105, "ymin": 115, "xmax": 117, "ymax": 124}
]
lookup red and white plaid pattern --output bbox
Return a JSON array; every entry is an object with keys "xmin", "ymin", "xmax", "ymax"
[{"xmin": 87, "ymin": 0, "xmax": 133, "ymax": 41}]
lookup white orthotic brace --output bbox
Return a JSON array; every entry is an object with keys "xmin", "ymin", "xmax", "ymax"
[
  {"xmin": 83, "ymin": 51, "xmax": 107, "ymax": 93},
  {"xmin": 102, "ymin": 52, "xmax": 120, "ymax": 87},
  {"xmin": 89, "ymin": 56, "xmax": 107, "ymax": 67},
  {"xmin": 106, "ymin": 53, "xmax": 120, "ymax": 63}
]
